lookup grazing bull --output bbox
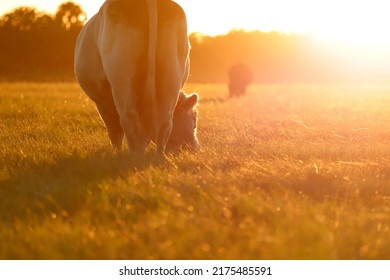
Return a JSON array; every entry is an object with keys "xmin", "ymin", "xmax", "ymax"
[
  {"xmin": 228, "ymin": 62, "xmax": 253, "ymax": 97},
  {"xmin": 74, "ymin": 0, "xmax": 199, "ymax": 156}
]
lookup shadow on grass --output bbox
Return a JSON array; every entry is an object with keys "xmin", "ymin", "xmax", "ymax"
[{"xmin": 0, "ymin": 149, "xmax": 156, "ymax": 223}]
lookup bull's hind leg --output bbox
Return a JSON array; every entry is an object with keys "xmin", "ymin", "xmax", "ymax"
[
  {"xmin": 95, "ymin": 103, "xmax": 124, "ymax": 151},
  {"xmin": 115, "ymin": 88, "xmax": 141, "ymax": 154},
  {"xmin": 155, "ymin": 1, "xmax": 190, "ymax": 156},
  {"xmin": 99, "ymin": 0, "xmax": 150, "ymax": 155},
  {"xmin": 74, "ymin": 19, "xmax": 124, "ymax": 151},
  {"xmin": 155, "ymin": 94, "xmax": 177, "ymax": 155},
  {"xmin": 79, "ymin": 79, "xmax": 124, "ymax": 150},
  {"xmin": 155, "ymin": 54, "xmax": 183, "ymax": 155},
  {"xmin": 110, "ymin": 82, "xmax": 149, "ymax": 155}
]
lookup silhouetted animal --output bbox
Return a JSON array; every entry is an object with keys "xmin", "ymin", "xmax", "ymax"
[
  {"xmin": 74, "ymin": 0, "xmax": 199, "ymax": 155},
  {"xmin": 228, "ymin": 63, "xmax": 253, "ymax": 97}
]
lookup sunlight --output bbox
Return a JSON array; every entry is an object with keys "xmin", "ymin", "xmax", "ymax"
[
  {"xmin": 178, "ymin": 0, "xmax": 390, "ymax": 48},
  {"xmin": 2, "ymin": 0, "xmax": 390, "ymax": 48},
  {"xmin": 80, "ymin": 0, "xmax": 104, "ymax": 20},
  {"xmin": 310, "ymin": 1, "xmax": 390, "ymax": 47}
]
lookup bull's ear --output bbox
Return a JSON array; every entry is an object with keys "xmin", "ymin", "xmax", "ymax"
[
  {"xmin": 183, "ymin": 93, "xmax": 199, "ymax": 110},
  {"xmin": 178, "ymin": 91, "xmax": 186, "ymax": 103}
]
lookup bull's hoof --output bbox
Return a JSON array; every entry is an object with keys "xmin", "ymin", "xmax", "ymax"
[{"xmin": 153, "ymin": 152, "xmax": 168, "ymax": 165}]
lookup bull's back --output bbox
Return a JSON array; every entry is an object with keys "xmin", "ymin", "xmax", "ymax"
[
  {"xmin": 157, "ymin": 0, "xmax": 189, "ymax": 60},
  {"xmin": 99, "ymin": 0, "xmax": 149, "ymax": 81}
]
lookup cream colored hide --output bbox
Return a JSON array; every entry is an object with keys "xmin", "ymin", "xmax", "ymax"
[{"xmin": 74, "ymin": 0, "xmax": 199, "ymax": 155}]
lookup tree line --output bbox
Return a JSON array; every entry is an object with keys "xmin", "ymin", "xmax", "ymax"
[
  {"xmin": 1, "ymin": 2, "xmax": 389, "ymax": 83},
  {"xmin": 190, "ymin": 31, "xmax": 390, "ymax": 84},
  {"xmin": 0, "ymin": 2, "xmax": 85, "ymax": 81}
]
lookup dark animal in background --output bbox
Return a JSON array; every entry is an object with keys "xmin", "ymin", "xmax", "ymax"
[
  {"xmin": 228, "ymin": 63, "xmax": 253, "ymax": 97},
  {"xmin": 74, "ymin": 0, "xmax": 199, "ymax": 156}
]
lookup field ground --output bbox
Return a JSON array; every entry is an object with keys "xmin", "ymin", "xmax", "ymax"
[{"xmin": 0, "ymin": 82, "xmax": 389, "ymax": 259}]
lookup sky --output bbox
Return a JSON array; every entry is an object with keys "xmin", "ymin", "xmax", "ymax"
[{"xmin": 1, "ymin": 0, "xmax": 390, "ymax": 46}]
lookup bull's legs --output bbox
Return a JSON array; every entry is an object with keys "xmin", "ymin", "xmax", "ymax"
[
  {"xmin": 112, "ymin": 87, "xmax": 138, "ymax": 153},
  {"xmin": 100, "ymin": 20, "xmax": 148, "ymax": 155},
  {"xmin": 155, "ymin": 3, "xmax": 189, "ymax": 156},
  {"xmin": 155, "ymin": 67, "xmax": 188, "ymax": 156},
  {"xmin": 95, "ymin": 103, "xmax": 124, "ymax": 150},
  {"xmin": 119, "ymin": 112, "xmax": 149, "ymax": 155},
  {"xmin": 156, "ymin": 75, "xmax": 181, "ymax": 156},
  {"xmin": 156, "ymin": 110, "xmax": 174, "ymax": 155},
  {"xmin": 111, "ymin": 84, "xmax": 149, "ymax": 155},
  {"xmin": 79, "ymin": 79, "xmax": 124, "ymax": 150}
]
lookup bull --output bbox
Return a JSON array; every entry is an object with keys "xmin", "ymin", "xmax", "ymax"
[
  {"xmin": 228, "ymin": 62, "xmax": 253, "ymax": 97},
  {"xmin": 74, "ymin": 0, "xmax": 199, "ymax": 156}
]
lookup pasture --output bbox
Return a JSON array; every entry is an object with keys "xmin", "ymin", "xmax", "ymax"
[{"xmin": 0, "ymin": 82, "xmax": 389, "ymax": 259}]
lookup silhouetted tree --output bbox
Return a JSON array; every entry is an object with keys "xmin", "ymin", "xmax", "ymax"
[
  {"xmin": 0, "ymin": 2, "xmax": 85, "ymax": 81},
  {"xmin": 55, "ymin": 2, "xmax": 86, "ymax": 30},
  {"xmin": 0, "ymin": 5, "xmax": 389, "ymax": 83},
  {"xmin": 0, "ymin": 7, "xmax": 39, "ymax": 31}
]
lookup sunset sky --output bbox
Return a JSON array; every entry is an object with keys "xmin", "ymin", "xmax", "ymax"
[{"xmin": 1, "ymin": 0, "xmax": 390, "ymax": 46}]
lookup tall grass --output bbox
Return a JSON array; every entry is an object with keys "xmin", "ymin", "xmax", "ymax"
[{"xmin": 0, "ymin": 82, "xmax": 389, "ymax": 259}]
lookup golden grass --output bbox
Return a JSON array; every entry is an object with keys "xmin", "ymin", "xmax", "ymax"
[{"xmin": 0, "ymin": 82, "xmax": 389, "ymax": 259}]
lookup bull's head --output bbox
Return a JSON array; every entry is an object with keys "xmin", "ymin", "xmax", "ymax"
[{"xmin": 167, "ymin": 92, "xmax": 200, "ymax": 151}]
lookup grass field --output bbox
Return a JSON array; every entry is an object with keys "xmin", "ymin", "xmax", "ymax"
[{"xmin": 0, "ymin": 82, "xmax": 389, "ymax": 259}]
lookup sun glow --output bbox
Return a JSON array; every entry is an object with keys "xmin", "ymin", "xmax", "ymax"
[
  {"xmin": 178, "ymin": 0, "xmax": 390, "ymax": 48},
  {"xmin": 79, "ymin": 0, "xmax": 104, "ymax": 20},
  {"xmin": 305, "ymin": 1, "xmax": 390, "ymax": 47}
]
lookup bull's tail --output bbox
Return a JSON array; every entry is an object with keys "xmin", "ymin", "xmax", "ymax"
[{"xmin": 145, "ymin": 0, "xmax": 158, "ymax": 138}]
